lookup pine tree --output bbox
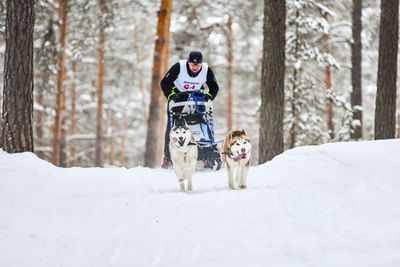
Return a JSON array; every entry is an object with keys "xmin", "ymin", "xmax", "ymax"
[
  {"xmin": 52, "ymin": 0, "xmax": 68, "ymax": 166},
  {"xmin": 1, "ymin": 0, "xmax": 35, "ymax": 152},
  {"xmin": 285, "ymin": 0, "xmax": 334, "ymax": 148},
  {"xmin": 259, "ymin": 0, "xmax": 286, "ymax": 164},
  {"xmin": 375, "ymin": 0, "xmax": 399, "ymax": 139},
  {"xmin": 144, "ymin": 0, "xmax": 173, "ymax": 168},
  {"xmin": 351, "ymin": 0, "xmax": 363, "ymax": 140},
  {"xmin": 95, "ymin": 0, "xmax": 106, "ymax": 167}
]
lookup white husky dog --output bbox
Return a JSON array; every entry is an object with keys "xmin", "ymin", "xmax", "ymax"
[
  {"xmin": 169, "ymin": 119, "xmax": 198, "ymax": 192},
  {"xmin": 221, "ymin": 129, "xmax": 252, "ymax": 190}
]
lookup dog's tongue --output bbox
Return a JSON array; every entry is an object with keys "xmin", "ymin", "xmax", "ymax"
[
  {"xmin": 172, "ymin": 137, "xmax": 185, "ymax": 146},
  {"xmin": 233, "ymin": 155, "xmax": 242, "ymax": 162},
  {"xmin": 233, "ymin": 153, "xmax": 246, "ymax": 162}
]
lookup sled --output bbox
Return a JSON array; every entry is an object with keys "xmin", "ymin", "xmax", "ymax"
[{"xmin": 168, "ymin": 90, "xmax": 223, "ymax": 170}]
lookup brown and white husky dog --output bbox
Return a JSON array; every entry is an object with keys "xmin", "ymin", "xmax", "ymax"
[{"xmin": 221, "ymin": 129, "xmax": 251, "ymax": 190}]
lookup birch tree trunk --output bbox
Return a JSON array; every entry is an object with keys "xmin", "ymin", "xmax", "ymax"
[
  {"xmin": 259, "ymin": 0, "xmax": 286, "ymax": 164},
  {"xmin": 144, "ymin": 0, "xmax": 173, "ymax": 168},
  {"xmin": 374, "ymin": 0, "xmax": 399, "ymax": 140},
  {"xmin": 1, "ymin": 0, "xmax": 35, "ymax": 152}
]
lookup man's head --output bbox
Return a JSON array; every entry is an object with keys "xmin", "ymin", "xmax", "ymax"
[{"xmin": 188, "ymin": 50, "xmax": 203, "ymax": 73}]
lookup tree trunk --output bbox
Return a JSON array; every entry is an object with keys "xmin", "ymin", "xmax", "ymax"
[
  {"xmin": 290, "ymin": 8, "xmax": 300, "ymax": 149},
  {"xmin": 351, "ymin": 0, "xmax": 363, "ymax": 140},
  {"xmin": 323, "ymin": 13, "xmax": 335, "ymax": 140},
  {"xmin": 35, "ymin": 19, "xmax": 56, "ymax": 160},
  {"xmin": 226, "ymin": 14, "xmax": 234, "ymax": 131},
  {"xmin": 157, "ymin": 21, "xmax": 170, "ymax": 163},
  {"xmin": 133, "ymin": 22, "xmax": 148, "ymax": 124},
  {"xmin": 95, "ymin": 0, "xmax": 105, "ymax": 167},
  {"xmin": 259, "ymin": 0, "xmax": 286, "ymax": 164},
  {"xmin": 375, "ymin": 0, "xmax": 399, "ymax": 140},
  {"xmin": 144, "ymin": 0, "xmax": 173, "ymax": 168},
  {"xmin": 35, "ymin": 73, "xmax": 43, "ymax": 141},
  {"xmin": 52, "ymin": 0, "xmax": 68, "ymax": 166},
  {"xmin": 120, "ymin": 116, "xmax": 128, "ymax": 167},
  {"xmin": 109, "ymin": 112, "xmax": 115, "ymax": 166},
  {"xmin": 69, "ymin": 61, "xmax": 78, "ymax": 167},
  {"xmin": 1, "ymin": 0, "xmax": 35, "ymax": 152}
]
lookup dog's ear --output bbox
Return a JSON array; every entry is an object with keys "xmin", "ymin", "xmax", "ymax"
[
  {"xmin": 241, "ymin": 129, "xmax": 247, "ymax": 136},
  {"xmin": 174, "ymin": 118, "xmax": 184, "ymax": 127},
  {"xmin": 227, "ymin": 130, "xmax": 233, "ymax": 142}
]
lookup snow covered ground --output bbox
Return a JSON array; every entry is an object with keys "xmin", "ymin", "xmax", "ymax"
[{"xmin": 1, "ymin": 139, "xmax": 400, "ymax": 267}]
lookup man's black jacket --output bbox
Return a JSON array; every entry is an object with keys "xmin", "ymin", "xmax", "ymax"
[{"xmin": 160, "ymin": 61, "xmax": 219, "ymax": 100}]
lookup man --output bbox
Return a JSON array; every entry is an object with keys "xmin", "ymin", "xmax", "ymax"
[{"xmin": 161, "ymin": 50, "xmax": 220, "ymax": 168}]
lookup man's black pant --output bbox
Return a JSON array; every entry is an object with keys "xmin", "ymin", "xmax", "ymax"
[{"xmin": 164, "ymin": 109, "xmax": 172, "ymax": 158}]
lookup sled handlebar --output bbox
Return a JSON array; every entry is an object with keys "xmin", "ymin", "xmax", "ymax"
[{"xmin": 168, "ymin": 100, "xmax": 213, "ymax": 113}]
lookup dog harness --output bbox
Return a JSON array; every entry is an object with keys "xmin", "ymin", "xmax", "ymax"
[{"xmin": 174, "ymin": 60, "xmax": 208, "ymax": 92}]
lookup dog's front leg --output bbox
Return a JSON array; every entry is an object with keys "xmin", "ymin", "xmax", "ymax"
[
  {"xmin": 239, "ymin": 164, "xmax": 249, "ymax": 189},
  {"xmin": 179, "ymin": 178, "xmax": 185, "ymax": 192},
  {"xmin": 226, "ymin": 165, "xmax": 235, "ymax": 190},
  {"xmin": 185, "ymin": 169, "xmax": 194, "ymax": 191},
  {"xmin": 235, "ymin": 166, "xmax": 241, "ymax": 188},
  {"xmin": 175, "ymin": 168, "xmax": 185, "ymax": 192},
  {"xmin": 186, "ymin": 162, "xmax": 196, "ymax": 191},
  {"xmin": 186, "ymin": 172, "xmax": 193, "ymax": 191}
]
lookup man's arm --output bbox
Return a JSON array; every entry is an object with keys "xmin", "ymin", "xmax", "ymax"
[
  {"xmin": 205, "ymin": 67, "xmax": 219, "ymax": 100},
  {"xmin": 161, "ymin": 63, "xmax": 180, "ymax": 100}
]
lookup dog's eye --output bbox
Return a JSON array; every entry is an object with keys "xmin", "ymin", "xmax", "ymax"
[
  {"xmin": 244, "ymin": 142, "xmax": 246, "ymax": 144},
  {"xmin": 183, "ymin": 131, "xmax": 186, "ymax": 134},
  {"xmin": 236, "ymin": 143, "xmax": 240, "ymax": 146}
]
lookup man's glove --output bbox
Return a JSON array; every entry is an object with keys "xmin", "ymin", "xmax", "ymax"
[
  {"xmin": 204, "ymin": 94, "xmax": 212, "ymax": 102},
  {"xmin": 169, "ymin": 93, "xmax": 177, "ymax": 102}
]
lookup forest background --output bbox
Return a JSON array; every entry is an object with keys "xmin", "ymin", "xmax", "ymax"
[{"xmin": 0, "ymin": 0, "xmax": 398, "ymax": 168}]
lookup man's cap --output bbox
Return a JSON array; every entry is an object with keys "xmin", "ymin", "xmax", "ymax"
[{"xmin": 188, "ymin": 50, "xmax": 203, "ymax": 63}]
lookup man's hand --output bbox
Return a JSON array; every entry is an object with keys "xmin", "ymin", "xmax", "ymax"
[
  {"xmin": 204, "ymin": 94, "xmax": 212, "ymax": 102},
  {"xmin": 169, "ymin": 94, "xmax": 177, "ymax": 102}
]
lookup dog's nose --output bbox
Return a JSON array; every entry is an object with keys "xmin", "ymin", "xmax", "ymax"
[
  {"xmin": 241, "ymin": 148, "xmax": 246, "ymax": 153},
  {"xmin": 179, "ymin": 137, "xmax": 183, "ymax": 140}
]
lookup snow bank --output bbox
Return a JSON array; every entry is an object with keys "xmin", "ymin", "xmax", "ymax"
[{"xmin": 1, "ymin": 139, "xmax": 400, "ymax": 266}]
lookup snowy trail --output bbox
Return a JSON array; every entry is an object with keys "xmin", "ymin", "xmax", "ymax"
[{"xmin": 1, "ymin": 139, "xmax": 400, "ymax": 266}]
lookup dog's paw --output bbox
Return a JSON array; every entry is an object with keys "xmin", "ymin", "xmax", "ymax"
[
  {"xmin": 229, "ymin": 185, "xmax": 236, "ymax": 190},
  {"xmin": 239, "ymin": 185, "xmax": 247, "ymax": 189},
  {"xmin": 187, "ymin": 187, "xmax": 192, "ymax": 191}
]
